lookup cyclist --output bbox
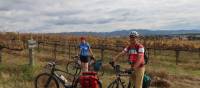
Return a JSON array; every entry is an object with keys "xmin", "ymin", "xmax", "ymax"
[
  {"xmin": 78, "ymin": 36, "xmax": 95, "ymax": 72},
  {"xmin": 112, "ymin": 31, "xmax": 145, "ymax": 88}
]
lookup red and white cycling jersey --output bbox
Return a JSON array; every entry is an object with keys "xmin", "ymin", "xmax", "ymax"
[{"xmin": 123, "ymin": 43, "xmax": 145, "ymax": 64}]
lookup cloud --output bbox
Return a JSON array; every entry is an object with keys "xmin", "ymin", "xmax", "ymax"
[{"xmin": 0, "ymin": 0, "xmax": 200, "ymax": 33}]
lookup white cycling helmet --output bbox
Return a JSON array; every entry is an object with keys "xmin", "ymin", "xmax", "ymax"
[{"xmin": 129, "ymin": 31, "xmax": 139, "ymax": 37}]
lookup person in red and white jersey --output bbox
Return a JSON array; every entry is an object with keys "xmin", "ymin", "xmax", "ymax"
[{"xmin": 112, "ymin": 31, "xmax": 145, "ymax": 88}]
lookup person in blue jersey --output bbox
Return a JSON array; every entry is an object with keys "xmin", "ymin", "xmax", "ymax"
[{"xmin": 78, "ymin": 36, "xmax": 95, "ymax": 72}]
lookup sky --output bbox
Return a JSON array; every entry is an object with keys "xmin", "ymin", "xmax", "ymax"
[{"xmin": 0, "ymin": 0, "xmax": 200, "ymax": 33}]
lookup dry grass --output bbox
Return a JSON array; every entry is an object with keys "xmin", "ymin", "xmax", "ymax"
[{"xmin": 0, "ymin": 46, "xmax": 199, "ymax": 88}]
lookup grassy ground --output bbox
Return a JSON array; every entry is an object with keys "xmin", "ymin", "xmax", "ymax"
[{"xmin": 0, "ymin": 48, "xmax": 200, "ymax": 88}]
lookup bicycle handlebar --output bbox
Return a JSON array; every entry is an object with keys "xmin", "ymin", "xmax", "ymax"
[
  {"xmin": 71, "ymin": 55, "xmax": 79, "ymax": 59},
  {"xmin": 109, "ymin": 61, "xmax": 115, "ymax": 67},
  {"xmin": 109, "ymin": 61, "xmax": 134, "ymax": 75},
  {"xmin": 47, "ymin": 62, "xmax": 56, "ymax": 68},
  {"xmin": 46, "ymin": 62, "xmax": 71, "ymax": 75}
]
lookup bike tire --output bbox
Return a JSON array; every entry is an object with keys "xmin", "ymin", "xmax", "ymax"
[
  {"xmin": 66, "ymin": 61, "xmax": 81, "ymax": 76},
  {"xmin": 107, "ymin": 80, "xmax": 124, "ymax": 88},
  {"xmin": 35, "ymin": 73, "xmax": 59, "ymax": 88}
]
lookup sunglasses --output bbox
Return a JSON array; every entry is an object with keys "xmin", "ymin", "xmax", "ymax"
[{"xmin": 129, "ymin": 35, "xmax": 137, "ymax": 38}]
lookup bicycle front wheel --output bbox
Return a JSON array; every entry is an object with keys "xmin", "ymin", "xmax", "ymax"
[
  {"xmin": 35, "ymin": 73, "xmax": 59, "ymax": 88},
  {"xmin": 107, "ymin": 80, "xmax": 124, "ymax": 88},
  {"xmin": 66, "ymin": 61, "xmax": 81, "ymax": 76}
]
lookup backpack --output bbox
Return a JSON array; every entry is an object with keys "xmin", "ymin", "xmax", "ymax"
[
  {"xmin": 143, "ymin": 49, "xmax": 149, "ymax": 65},
  {"xmin": 93, "ymin": 60, "xmax": 103, "ymax": 71},
  {"xmin": 143, "ymin": 73, "xmax": 151, "ymax": 88},
  {"xmin": 79, "ymin": 72, "xmax": 99, "ymax": 88}
]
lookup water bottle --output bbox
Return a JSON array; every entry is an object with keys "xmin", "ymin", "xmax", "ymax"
[{"xmin": 59, "ymin": 74, "xmax": 68, "ymax": 84}]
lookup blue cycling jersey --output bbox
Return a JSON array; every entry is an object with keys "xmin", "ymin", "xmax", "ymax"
[{"xmin": 79, "ymin": 42, "xmax": 90, "ymax": 56}]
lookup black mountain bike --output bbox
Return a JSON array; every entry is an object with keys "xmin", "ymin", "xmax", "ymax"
[
  {"xmin": 66, "ymin": 55, "xmax": 104, "ymax": 76},
  {"xmin": 35, "ymin": 62, "xmax": 102, "ymax": 88},
  {"xmin": 107, "ymin": 62, "xmax": 151, "ymax": 88},
  {"xmin": 107, "ymin": 62, "xmax": 134, "ymax": 88},
  {"xmin": 35, "ymin": 62, "xmax": 77, "ymax": 88}
]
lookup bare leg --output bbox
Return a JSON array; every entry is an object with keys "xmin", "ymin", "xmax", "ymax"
[{"xmin": 81, "ymin": 62, "xmax": 88, "ymax": 72}]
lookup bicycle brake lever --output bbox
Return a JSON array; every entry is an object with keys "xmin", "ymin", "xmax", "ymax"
[
  {"xmin": 124, "ymin": 69, "xmax": 133, "ymax": 74},
  {"xmin": 48, "ymin": 62, "xmax": 56, "ymax": 67},
  {"xmin": 109, "ymin": 61, "xmax": 115, "ymax": 67}
]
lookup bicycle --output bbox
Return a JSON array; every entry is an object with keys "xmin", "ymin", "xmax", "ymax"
[
  {"xmin": 66, "ymin": 55, "xmax": 104, "ymax": 76},
  {"xmin": 35, "ymin": 62, "xmax": 76, "ymax": 88},
  {"xmin": 35, "ymin": 62, "xmax": 102, "ymax": 88},
  {"xmin": 107, "ymin": 62, "xmax": 135, "ymax": 88}
]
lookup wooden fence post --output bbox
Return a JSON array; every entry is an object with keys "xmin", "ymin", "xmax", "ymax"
[
  {"xmin": 175, "ymin": 50, "xmax": 180, "ymax": 65},
  {"xmin": 17, "ymin": 32, "xmax": 20, "ymax": 41},
  {"xmin": 74, "ymin": 42, "xmax": 77, "ymax": 55},
  {"xmin": 53, "ymin": 42, "xmax": 57, "ymax": 60},
  {"xmin": 62, "ymin": 42, "xmax": 65, "ymax": 54},
  {"xmin": 0, "ymin": 46, "xmax": 3, "ymax": 63},
  {"xmin": 29, "ymin": 48, "xmax": 34, "ymax": 66},
  {"xmin": 28, "ymin": 40, "xmax": 37, "ymax": 67},
  {"xmin": 64, "ymin": 41, "xmax": 68, "ymax": 59},
  {"xmin": 153, "ymin": 41, "xmax": 156, "ymax": 56},
  {"xmin": 23, "ymin": 40, "xmax": 26, "ymax": 49},
  {"xmin": 43, "ymin": 41, "xmax": 45, "ymax": 49},
  {"xmin": 37, "ymin": 41, "xmax": 40, "ymax": 52},
  {"xmin": 199, "ymin": 48, "xmax": 200, "ymax": 58},
  {"xmin": 68, "ymin": 43, "xmax": 71, "ymax": 59},
  {"xmin": 147, "ymin": 48, "xmax": 150, "ymax": 59},
  {"xmin": 101, "ymin": 45, "xmax": 105, "ymax": 61}
]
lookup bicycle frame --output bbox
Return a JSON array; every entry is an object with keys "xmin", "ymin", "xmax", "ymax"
[
  {"xmin": 109, "ymin": 63, "xmax": 134, "ymax": 88},
  {"xmin": 47, "ymin": 62, "xmax": 77, "ymax": 88},
  {"xmin": 37, "ymin": 61, "xmax": 103, "ymax": 88}
]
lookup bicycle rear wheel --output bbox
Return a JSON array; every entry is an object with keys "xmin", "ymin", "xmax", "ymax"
[
  {"xmin": 35, "ymin": 73, "xmax": 59, "ymax": 88},
  {"xmin": 66, "ymin": 61, "xmax": 81, "ymax": 76}
]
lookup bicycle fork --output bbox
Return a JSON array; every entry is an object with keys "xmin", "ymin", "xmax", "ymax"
[
  {"xmin": 117, "ymin": 78, "xmax": 134, "ymax": 88},
  {"xmin": 44, "ymin": 76, "xmax": 53, "ymax": 88},
  {"xmin": 117, "ymin": 78, "xmax": 126, "ymax": 88}
]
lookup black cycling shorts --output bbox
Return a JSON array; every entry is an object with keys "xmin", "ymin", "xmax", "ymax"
[{"xmin": 80, "ymin": 55, "xmax": 89, "ymax": 63}]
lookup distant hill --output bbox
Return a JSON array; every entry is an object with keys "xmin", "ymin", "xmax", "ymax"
[{"xmin": 57, "ymin": 29, "xmax": 200, "ymax": 37}]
